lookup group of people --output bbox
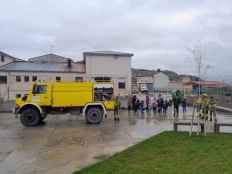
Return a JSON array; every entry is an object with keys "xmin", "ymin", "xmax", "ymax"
[
  {"xmin": 127, "ymin": 93, "xmax": 187, "ymax": 117},
  {"xmin": 113, "ymin": 91, "xmax": 216, "ymax": 122}
]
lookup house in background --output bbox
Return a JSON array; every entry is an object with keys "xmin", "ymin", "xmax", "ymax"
[
  {"xmin": 168, "ymin": 80, "xmax": 183, "ymax": 92},
  {"xmin": 0, "ymin": 51, "xmax": 133, "ymax": 100},
  {"xmin": 153, "ymin": 72, "xmax": 170, "ymax": 93},
  {"xmin": 0, "ymin": 51, "xmax": 23, "ymax": 67}
]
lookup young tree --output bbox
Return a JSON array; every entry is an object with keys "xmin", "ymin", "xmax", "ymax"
[{"xmin": 187, "ymin": 42, "xmax": 210, "ymax": 96}]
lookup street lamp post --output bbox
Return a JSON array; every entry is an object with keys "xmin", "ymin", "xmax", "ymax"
[{"xmin": 198, "ymin": 55, "xmax": 202, "ymax": 96}]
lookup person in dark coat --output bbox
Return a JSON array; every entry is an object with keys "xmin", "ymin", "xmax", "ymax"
[
  {"xmin": 157, "ymin": 98, "xmax": 163, "ymax": 114},
  {"xmin": 135, "ymin": 99, "xmax": 140, "ymax": 113},
  {"xmin": 132, "ymin": 95, "xmax": 137, "ymax": 113},
  {"xmin": 163, "ymin": 100, "xmax": 169, "ymax": 115}
]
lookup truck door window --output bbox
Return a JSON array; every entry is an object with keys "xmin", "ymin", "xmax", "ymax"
[
  {"xmin": 94, "ymin": 88, "xmax": 113, "ymax": 101},
  {"xmin": 33, "ymin": 85, "xmax": 47, "ymax": 94}
]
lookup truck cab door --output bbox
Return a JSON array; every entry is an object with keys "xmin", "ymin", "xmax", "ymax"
[{"xmin": 31, "ymin": 84, "xmax": 51, "ymax": 106}]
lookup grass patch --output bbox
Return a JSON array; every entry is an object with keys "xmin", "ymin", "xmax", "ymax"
[{"xmin": 74, "ymin": 131, "xmax": 232, "ymax": 174}]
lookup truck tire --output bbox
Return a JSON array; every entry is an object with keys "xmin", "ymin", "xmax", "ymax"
[
  {"xmin": 20, "ymin": 108, "xmax": 41, "ymax": 127},
  {"xmin": 86, "ymin": 107, "xmax": 103, "ymax": 124}
]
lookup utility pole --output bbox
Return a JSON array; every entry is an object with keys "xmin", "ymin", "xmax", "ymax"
[
  {"xmin": 187, "ymin": 42, "xmax": 205, "ymax": 96},
  {"xmin": 198, "ymin": 53, "xmax": 202, "ymax": 96}
]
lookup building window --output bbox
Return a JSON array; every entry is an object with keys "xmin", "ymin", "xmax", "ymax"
[
  {"xmin": 0, "ymin": 76, "xmax": 7, "ymax": 84},
  {"xmin": 75, "ymin": 76, "xmax": 83, "ymax": 82},
  {"xmin": 32, "ymin": 76, "xmax": 37, "ymax": 82},
  {"xmin": 56, "ymin": 76, "xmax": 61, "ymax": 82},
  {"xmin": 94, "ymin": 77, "xmax": 111, "ymax": 82},
  {"xmin": 24, "ymin": 76, "xmax": 29, "ymax": 82},
  {"xmin": 118, "ymin": 81, "xmax": 126, "ymax": 89},
  {"xmin": 1, "ymin": 55, "xmax": 4, "ymax": 62},
  {"xmin": 16, "ymin": 76, "xmax": 21, "ymax": 82}
]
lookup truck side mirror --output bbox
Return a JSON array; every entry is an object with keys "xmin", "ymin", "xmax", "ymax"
[{"xmin": 16, "ymin": 94, "xmax": 21, "ymax": 98}]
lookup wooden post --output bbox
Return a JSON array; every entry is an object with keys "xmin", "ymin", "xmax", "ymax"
[
  {"xmin": 201, "ymin": 124, "xmax": 204, "ymax": 133},
  {"xmin": 214, "ymin": 123, "xmax": 217, "ymax": 133},
  {"xmin": 216, "ymin": 124, "xmax": 220, "ymax": 133},
  {"xmin": 174, "ymin": 123, "xmax": 178, "ymax": 132}
]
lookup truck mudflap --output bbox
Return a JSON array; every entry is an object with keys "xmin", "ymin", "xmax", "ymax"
[
  {"xmin": 13, "ymin": 106, "xmax": 20, "ymax": 118},
  {"xmin": 82, "ymin": 103, "xmax": 107, "ymax": 117}
]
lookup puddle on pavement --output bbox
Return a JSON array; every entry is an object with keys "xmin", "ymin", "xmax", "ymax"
[{"xmin": 1, "ymin": 111, "xmax": 232, "ymax": 174}]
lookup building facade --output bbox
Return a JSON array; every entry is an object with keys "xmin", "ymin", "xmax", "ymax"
[
  {"xmin": 136, "ymin": 76, "xmax": 154, "ymax": 92},
  {"xmin": 153, "ymin": 72, "xmax": 170, "ymax": 92},
  {"xmin": 0, "ymin": 51, "xmax": 133, "ymax": 100}
]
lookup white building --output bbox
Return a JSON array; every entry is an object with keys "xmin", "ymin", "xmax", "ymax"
[
  {"xmin": 0, "ymin": 51, "xmax": 133, "ymax": 100},
  {"xmin": 153, "ymin": 72, "xmax": 170, "ymax": 92}
]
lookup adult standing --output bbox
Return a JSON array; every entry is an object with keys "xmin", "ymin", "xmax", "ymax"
[
  {"xmin": 157, "ymin": 97, "xmax": 163, "ymax": 114},
  {"xmin": 127, "ymin": 95, "xmax": 132, "ymax": 111},
  {"xmin": 172, "ymin": 90, "xmax": 182, "ymax": 119},
  {"xmin": 163, "ymin": 100, "xmax": 169, "ymax": 115},
  {"xmin": 132, "ymin": 95, "xmax": 137, "ymax": 113}
]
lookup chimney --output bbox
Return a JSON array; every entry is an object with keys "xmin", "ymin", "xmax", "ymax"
[{"xmin": 67, "ymin": 59, "xmax": 72, "ymax": 68}]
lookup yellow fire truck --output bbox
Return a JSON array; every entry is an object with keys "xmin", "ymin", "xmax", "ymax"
[{"xmin": 14, "ymin": 82, "xmax": 115, "ymax": 127}]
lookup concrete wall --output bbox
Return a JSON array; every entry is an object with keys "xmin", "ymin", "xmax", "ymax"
[{"xmin": 85, "ymin": 55, "xmax": 132, "ymax": 96}]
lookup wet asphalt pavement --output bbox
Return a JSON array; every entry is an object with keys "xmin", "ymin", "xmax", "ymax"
[{"xmin": 0, "ymin": 109, "xmax": 231, "ymax": 174}]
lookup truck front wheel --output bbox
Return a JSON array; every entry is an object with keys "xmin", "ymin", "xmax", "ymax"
[
  {"xmin": 20, "ymin": 108, "xmax": 41, "ymax": 127},
  {"xmin": 86, "ymin": 107, "xmax": 103, "ymax": 124}
]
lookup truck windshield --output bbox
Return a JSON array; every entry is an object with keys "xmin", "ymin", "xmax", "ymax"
[
  {"xmin": 94, "ymin": 88, "xmax": 113, "ymax": 101},
  {"xmin": 32, "ymin": 85, "xmax": 47, "ymax": 94}
]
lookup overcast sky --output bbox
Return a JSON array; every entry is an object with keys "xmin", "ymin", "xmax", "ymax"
[{"xmin": 0, "ymin": 0, "xmax": 231, "ymax": 83}]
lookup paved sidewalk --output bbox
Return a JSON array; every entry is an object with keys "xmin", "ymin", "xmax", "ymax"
[
  {"xmin": 0, "ymin": 110, "xmax": 231, "ymax": 174},
  {"xmin": 0, "ymin": 111, "xmax": 173, "ymax": 174},
  {"xmin": 0, "ymin": 101, "xmax": 14, "ymax": 113}
]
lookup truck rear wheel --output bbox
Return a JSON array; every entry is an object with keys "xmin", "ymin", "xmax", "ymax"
[
  {"xmin": 20, "ymin": 108, "xmax": 41, "ymax": 127},
  {"xmin": 86, "ymin": 107, "xmax": 103, "ymax": 124}
]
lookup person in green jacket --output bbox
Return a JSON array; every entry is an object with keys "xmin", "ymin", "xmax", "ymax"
[
  {"xmin": 114, "ymin": 96, "xmax": 121, "ymax": 121},
  {"xmin": 172, "ymin": 90, "xmax": 183, "ymax": 119}
]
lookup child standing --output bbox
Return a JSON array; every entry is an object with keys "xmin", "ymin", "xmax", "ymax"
[
  {"xmin": 152, "ymin": 97, "xmax": 157, "ymax": 114},
  {"xmin": 140, "ymin": 100, "xmax": 145, "ymax": 113},
  {"xmin": 182, "ymin": 98, "xmax": 187, "ymax": 116},
  {"xmin": 114, "ymin": 96, "xmax": 121, "ymax": 121}
]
